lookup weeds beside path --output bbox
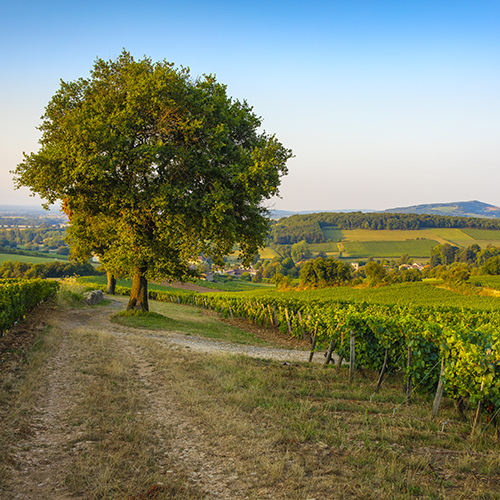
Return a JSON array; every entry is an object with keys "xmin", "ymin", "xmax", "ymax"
[{"xmin": 1, "ymin": 296, "xmax": 499, "ymax": 499}]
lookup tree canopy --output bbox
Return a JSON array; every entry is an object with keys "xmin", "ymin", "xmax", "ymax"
[
  {"xmin": 299, "ymin": 257, "xmax": 351, "ymax": 288},
  {"xmin": 13, "ymin": 51, "xmax": 292, "ymax": 310}
]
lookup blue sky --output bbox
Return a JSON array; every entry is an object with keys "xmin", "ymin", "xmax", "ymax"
[{"xmin": 1, "ymin": 0, "xmax": 499, "ymax": 211}]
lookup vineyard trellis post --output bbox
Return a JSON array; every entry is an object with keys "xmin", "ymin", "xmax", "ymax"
[
  {"xmin": 349, "ymin": 330, "xmax": 356, "ymax": 382},
  {"xmin": 406, "ymin": 346, "xmax": 413, "ymax": 404},
  {"xmin": 472, "ymin": 376, "xmax": 486, "ymax": 434},
  {"xmin": 375, "ymin": 348, "xmax": 389, "ymax": 394},
  {"xmin": 308, "ymin": 326, "xmax": 318, "ymax": 363},
  {"xmin": 324, "ymin": 339, "xmax": 335, "ymax": 366},
  {"xmin": 285, "ymin": 308, "xmax": 292, "ymax": 335},
  {"xmin": 431, "ymin": 357, "xmax": 446, "ymax": 418}
]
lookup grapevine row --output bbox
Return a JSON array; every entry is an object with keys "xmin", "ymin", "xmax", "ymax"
[{"xmin": 0, "ymin": 278, "xmax": 60, "ymax": 334}]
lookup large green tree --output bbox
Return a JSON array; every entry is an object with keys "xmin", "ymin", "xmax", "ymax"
[
  {"xmin": 299, "ymin": 257, "xmax": 351, "ymax": 288},
  {"xmin": 13, "ymin": 51, "xmax": 292, "ymax": 311}
]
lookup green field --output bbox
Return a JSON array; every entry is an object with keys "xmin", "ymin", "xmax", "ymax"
[
  {"xmin": 257, "ymin": 247, "xmax": 280, "ymax": 259},
  {"xmin": 0, "ymin": 252, "xmax": 68, "ymax": 265},
  {"xmin": 323, "ymin": 228, "xmax": 442, "ymax": 242},
  {"xmin": 259, "ymin": 281, "xmax": 500, "ymax": 310},
  {"xmin": 78, "ymin": 275, "xmax": 272, "ymax": 293},
  {"xmin": 469, "ymin": 275, "xmax": 500, "ymax": 291},
  {"xmin": 460, "ymin": 228, "xmax": 500, "ymax": 240},
  {"xmin": 308, "ymin": 242, "xmax": 340, "ymax": 253},
  {"xmin": 320, "ymin": 226, "xmax": 344, "ymax": 241},
  {"xmin": 340, "ymin": 239, "xmax": 436, "ymax": 258}
]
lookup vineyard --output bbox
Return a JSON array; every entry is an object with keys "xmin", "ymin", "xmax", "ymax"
[
  {"xmin": 80, "ymin": 279, "xmax": 500, "ymax": 424},
  {"xmin": 0, "ymin": 278, "xmax": 59, "ymax": 334}
]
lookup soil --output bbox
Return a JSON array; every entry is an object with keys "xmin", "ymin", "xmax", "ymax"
[{"xmin": 0, "ymin": 297, "xmax": 317, "ymax": 499}]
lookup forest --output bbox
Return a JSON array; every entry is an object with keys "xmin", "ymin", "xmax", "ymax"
[{"xmin": 271, "ymin": 211, "xmax": 500, "ymax": 244}]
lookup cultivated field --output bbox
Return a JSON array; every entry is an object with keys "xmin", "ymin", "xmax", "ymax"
[{"xmin": 0, "ymin": 252, "xmax": 67, "ymax": 265}]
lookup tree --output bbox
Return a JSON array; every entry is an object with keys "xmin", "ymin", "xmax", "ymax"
[
  {"xmin": 299, "ymin": 257, "xmax": 351, "ymax": 288},
  {"xmin": 291, "ymin": 240, "xmax": 311, "ymax": 262},
  {"xmin": 13, "ymin": 51, "xmax": 292, "ymax": 311},
  {"xmin": 364, "ymin": 261, "xmax": 386, "ymax": 286},
  {"xmin": 481, "ymin": 255, "xmax": 500, "ymax": 275},
  {"xmin": 63, "ymin": 204, "xmax": 122, "ymax": 294}
]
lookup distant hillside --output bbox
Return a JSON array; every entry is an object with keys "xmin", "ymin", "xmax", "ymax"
[
  {"xmin": 270, "ymin": 210, "xmax": 500, "ymax": 245},
  {"xmin": 383, "ymin": 200, "xmax": 500, "ymax": 218}
]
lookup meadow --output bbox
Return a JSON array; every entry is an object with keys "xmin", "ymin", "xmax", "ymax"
[
  {"xmin": 0, "ymin": 252, "xmax": 68, "ymax": 265},
  {"xmin": 340, "ymin": 239, "xmax": 436, "ymax": 259}
]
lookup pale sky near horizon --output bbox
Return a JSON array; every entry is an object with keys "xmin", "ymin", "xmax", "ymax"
[{"xmin": 1, "ymin": 0, "xmax": 499, "ymax": 212}]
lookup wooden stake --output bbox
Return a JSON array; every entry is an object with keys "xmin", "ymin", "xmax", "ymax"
[
  {"xmin": 285, "ymin": 308, "xmax": 292, "ymax": 335},
  {"xmin": 308, "ymin": 326, "xmax": 318, "ymax": 363},
  {"xmin": 324, "ymin": 339, "xmax": 335, "ymax": 366},
  {"xmin": 406, "ymin": 346, "xmax": 412, "ymax": 404},
  {"xmin": 432, "ymin": 358, "xmax": 446, "ymax": 418},
  {"xmin": 375, "ymin": 348, "xmax": 389, "ymax": 394},
  {"xmin": 472, "ymin": 376, "xmax": 486, "ymax": 434},
  {"xmin": 349, "ymin": 330, "xmax": 356, "ymax": 382},
  {"xmin": 273, "ymin": 305, "xmax": 279, "ymax": 326}
]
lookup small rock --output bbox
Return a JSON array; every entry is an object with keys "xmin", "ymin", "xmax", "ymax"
[{"xmin": 83, "ymin": 290, "xmax": 104, "ymax": 305}]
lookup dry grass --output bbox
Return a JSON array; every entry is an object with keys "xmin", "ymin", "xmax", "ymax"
[
  {"xmin": 0, "ymin": 319, "xmax": 63, "ymax": 489},
  {"xmin": 1, "ymin": 296, "xmax": 499, "ymax": 499},
  {"xmin": 60, "ymin": 328, "xmax": 206, "ymax": 499},
  {"xmin": 133, "ymin": 339, "xmax": 500, "ymax": 499}
]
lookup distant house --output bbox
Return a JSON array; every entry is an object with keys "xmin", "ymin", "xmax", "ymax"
[
  {"xmin": 225, "ymin": 268, "xmax": 256, "ymax": 277},
  {"xmin": 399, "ymin": 262, "xmax": 425, "ymax": 272},
  {"xmin": 351, "ymin": 262, "xmax": 359, "ymax": 271}
]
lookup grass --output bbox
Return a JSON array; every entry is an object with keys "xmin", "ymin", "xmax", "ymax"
[
  {"xmin": 137, "ymin": 342, "xmax": 500, "ymax": 499},
  {"xmin": 341, "ymin": 239, "xmax": 437, "ymax": 258},
  {"xmin": 0, "ymin": 322, "xmax": 64, "ymax": 489},
  {"xmin": 110, "ymin": 297, "xmax": 272, "ymax": 346},
  {"xmin": 62, "ymin": 328, "xmax": 203, "ymax": 499},
  {"xmin": 79, "ymin": 274, "xmax": 273, "ymax": 293},
  {"xmin": 2, "ymin": 293, "xmax": 500, "ymax": 499},
  {"xmin": 460, "ymin": 229, "xmax": 500, "ymax": 240},
  {"xmin": 193, "ymin": 277, "xmax": 273, "ymax": 292},
  {"xmin": 0, "ymin": 252, "xmax": 68, "ymax": 265}
]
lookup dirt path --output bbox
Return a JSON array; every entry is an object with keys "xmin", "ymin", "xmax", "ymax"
[{"xmin": 1, "ymin": 299, "xmax": 319, "ymax": 499}]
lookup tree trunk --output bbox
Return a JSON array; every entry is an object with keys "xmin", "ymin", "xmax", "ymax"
[
  {"xmin": 106, "ymin": 271, "xmax": 116, "ymax": 295},
  {"xmin": 127, "ymin": 267, "xmax": 149, "ymax": 311}
]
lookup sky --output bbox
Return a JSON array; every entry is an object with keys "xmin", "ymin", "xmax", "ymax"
[{"xmin": 1, "ymin": 0, "xmax": 499, "ymax": 212}]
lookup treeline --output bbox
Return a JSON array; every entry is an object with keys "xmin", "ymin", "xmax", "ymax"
[
  {"xmin": 0, "ymin": 227, "xmax": 68, "ymax": 251},
  {"xmin": 272, "ymin": 219, "xmax": 324, "ymax": 244},
  {"xmin": 270, "ymin": 212, "xmax": 500, "ymax": 244},
  {"xmin": 0, "ymin": 260, "xmax": 99, "ymax": 279}
]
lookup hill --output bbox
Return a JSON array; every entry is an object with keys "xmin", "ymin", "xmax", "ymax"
[{"xmin": 383, "ymin": 200, "xmax": 500, "ymax": 218}]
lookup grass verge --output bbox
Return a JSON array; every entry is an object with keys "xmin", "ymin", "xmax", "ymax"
[
  {"xmin": 111, "ymin": 299, "xmax": 272, "ymax": 346},
  {"xmin": 133, "ymin": 338, "xmax": 500, "ymax": 499}
]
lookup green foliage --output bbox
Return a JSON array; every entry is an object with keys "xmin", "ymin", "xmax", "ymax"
[
  {"xmin": 342, "ymin": 239, "xmax": 436, "ymax": 258},
  {"xmin": 480, "ymin": 255, "xmax": 500, "ymax": 275},
  {"xmin": 0, "ymin": 260, "xmax": 98, "ymax": 279},
  {"xmin": 119, "ymin": 283, "xmax": 500, "ymax": 417},
  {"xmin": 299, "ymin": 257, "xmax": 351, "ymax": 287},
  {"xmin": 364, "ymin": 261, "xmax": 386, "ymax": 285},
  {"xmin": 0, "ymin": 279, "xmax": 60, "ymax": 333},
  {"xmin": 440, "ymin": 263, "xmax": 471, "ymax": 284},
  {"xmin": 13, "ymin": 50, "xmax": 292, "ymax": 310},
  {"xmin": 290, "ymin": 240, "xmax": 312, "ymax": 262}
]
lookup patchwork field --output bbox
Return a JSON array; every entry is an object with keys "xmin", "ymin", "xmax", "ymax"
[
  {"xmin": 0, "ymin": 252, "xmax": 66, "ymax": 265},
  {"xmin": 460, "ymin": 228, "xmax": 500, "ymax": 240},
  {"xmin": 340, "ymin": 239, "xmax": 437, "ymax": 259}
]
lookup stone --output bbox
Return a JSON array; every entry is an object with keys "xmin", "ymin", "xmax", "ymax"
[{"xmin": 83, "ymin": 290, "xmax": 104, "ymax": 305}]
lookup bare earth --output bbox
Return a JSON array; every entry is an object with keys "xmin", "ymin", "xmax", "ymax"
[{"xmin": 1, "ymin": 298, "xmax": 318, "ymax": 500}]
